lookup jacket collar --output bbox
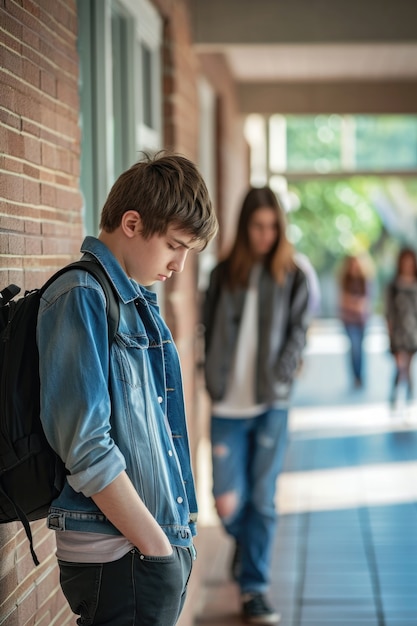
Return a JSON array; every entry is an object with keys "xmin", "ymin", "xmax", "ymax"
[{"xmin": 80, "ymin": 236, "xmax": 158, "ymax": 306}]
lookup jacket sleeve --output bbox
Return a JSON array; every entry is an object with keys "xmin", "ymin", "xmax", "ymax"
[
  {"xmin": 274, "ymin": 267, "xmax": 310, "ymax": 382},
  {"xmin": 202, "ymin": 263, "xmax": 223, "ymax": 355},
  {"xmin": 38, "ymin": 276, "xmax": 126, "ymax": 497}
]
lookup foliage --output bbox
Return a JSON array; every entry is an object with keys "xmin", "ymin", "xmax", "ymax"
[
  {"xmin": 285, "ymin": 114, "xmax": 417, "ymax": 174},
  {"xmin": 286, "ymin": 115, "xmax": 342, "ymax": 172},
  {"xmin": 286, "ymin": 177, "xmax": 384, "ymax": 274},
  {"xmin": 355, "ymin": 116, "xmax": 417, "ymax": 170}
]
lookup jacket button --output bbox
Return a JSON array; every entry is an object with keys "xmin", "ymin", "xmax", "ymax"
[
  {"xmin": 177, "ymin": 497, "xmax": 183, "ymax": 504},
  {"xmin": 157, "ymin": 396, "xmax": 163, "ymax": 403},
  {"xmin": 168, "ymin": 450, "xmax": 173, "ymax": 456}
]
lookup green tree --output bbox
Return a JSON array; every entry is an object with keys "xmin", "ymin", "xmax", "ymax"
[{"xmin": 286, "ymin": 177, "xmax": 383, "ymax": 273}]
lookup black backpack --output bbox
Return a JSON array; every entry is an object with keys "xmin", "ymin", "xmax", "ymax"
[{"xmin": 0, "ymin": 260, "xmax": 119, "ymax": 565}]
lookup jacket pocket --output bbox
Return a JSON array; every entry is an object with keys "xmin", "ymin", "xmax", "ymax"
[{"xmin": 113, "ymin": 333, "xmax": 150, "ymax": 388}]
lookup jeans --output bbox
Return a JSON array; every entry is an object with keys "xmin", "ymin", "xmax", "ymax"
[
  {"xmin": 344, "ymin": 322, "xmax": 365, "ymax": 383},
  {"xmin": 211, "ymin": 408, "xmax": 288, "ymax": 594},
  {"xmin": 58, "ymin": 546, "xmax": 193, "ymax": 625}
]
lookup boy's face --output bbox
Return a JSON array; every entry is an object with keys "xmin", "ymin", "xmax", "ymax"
[{"xmin": 127, "ymin": 223, "xmax": 198, "ymax": 286}]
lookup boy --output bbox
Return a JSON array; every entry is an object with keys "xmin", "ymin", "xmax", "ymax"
[{"xmin": 37, "ymin": 153, "xmax": 218, "ymax": 625}]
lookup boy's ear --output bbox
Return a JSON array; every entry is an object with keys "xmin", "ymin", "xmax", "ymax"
[{"xmin": 121, "ymin": 210, "xmax": 142, "ymax": 238}]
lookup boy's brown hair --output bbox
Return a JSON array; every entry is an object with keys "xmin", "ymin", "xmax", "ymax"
[{"xmin": 100, "ymin": 152, "xmax": 218, "ymax": 249}]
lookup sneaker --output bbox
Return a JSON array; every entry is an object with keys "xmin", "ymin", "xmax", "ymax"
[{"xmin": 241, "ymin": 593, "xmax": 281, "ymax": 624}]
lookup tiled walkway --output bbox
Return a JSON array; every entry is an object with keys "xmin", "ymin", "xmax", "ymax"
[{"xmin": 194, "ymin": 317, "xmax": 417, "ymax": 626}]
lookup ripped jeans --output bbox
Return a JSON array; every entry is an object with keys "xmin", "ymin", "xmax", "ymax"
[{"xmin": 211, "ymin": 408, "xmax": 288, "ymax": 594}]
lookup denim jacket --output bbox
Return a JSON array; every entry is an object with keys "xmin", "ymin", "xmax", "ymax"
[
  {"xmin": 203, "ymin": 261, "xmax": 309, "ymax": 405},
  {"xmin": 37, "ymin": 236, "xmax": 197, "ymax": 547}
]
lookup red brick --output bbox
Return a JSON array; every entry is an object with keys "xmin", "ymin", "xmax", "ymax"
[
  {"xmin": 0, "ymin": 30, "xmax": 22, "ymax": 58},
  {"xmin": 0, "ymin": 233, "xmax": 9, "ymax": 254},
  {"xmin": 24, "ymin": 235, "xmax": 42, "ymax": 255},
  {"xmin": 40, "ymin": 183, "xmax": 57, "ymax": 208},
  {"xmin": 0, "ymin": 45, "xmax": 23, "ymax": 75},
  {"xmin": 21, "ymin": 0, "xmax": 40, "ymax": 19},
  {"xmin": 40, "ymin": 68, "xmax": 56, "ymax": 97},
  {"xmin": 21, "ymin": 118, "xmax": 41, "ymax": 137},
  {"xmin": 4, "ymin": 127, "xmax": 24, "ymax": 159},
  {"xmin": 23, "ymin": 162, "xmax": 40, "ymax": 178},
  {"xmin": 56, "ymin": 78, "xmax": 79, "ymax": 110},
  {"xmin": 0, "ymin": 107, "xmax": 21, "ymax": 129},
  {"xmin": 1, "ymin": 172, "xmax": 24, "ymax": 202},
  {"xmin": 24, "ymin": 219, "xmax": 41, "ymax": 234},
  {"xmin": 0, "ymin": 213, "xmax": 23, "ymax": 232},
  {"xmin": 0, "ymin": 7, "xmax": 23, "ymax": 41},
  {"xmin": 39, "ymin": 169, "xmax": 54, "ymax": 183},
  {"xmin": 41, "ymin": 141, "xmax": 56, "ymax": 169},
  {"xmin": 5, "ymin": 0, "xmax": 41, "ymax": 35},
  {"xmin": 0, "ymin": 82, "xmax": 17, "ymax": 113},
  {"xmin": 15, "ymin": 90, "xmax": 41, "ymax": 125},
  {"xmin": 22, "ymin": 57, "xmax": 40, "ymax": 88},
  {"xmin": 1, "ymin": 154, "xmax": 23, "ymax": 174},
  {"xmin": 22, "ymin": 23, "xmax": 40, "ymax": 50},
  {"xmin": 8, "ymin": 233, "xmax": 25, "ymax": 255},
  {"xmin": 23, "ymin": 134, "xmax": 41, "ymax": 164},
  {"xmin": 39, "ymin": 3, "xmax": 76, "ymax": 48},
  {"xmin": 23, "ymin": 177, "xmax": 40, "ymax": 203},
  {"xmin": 56, "ymin": 186, "xmax": 81, "ymax": 211}
]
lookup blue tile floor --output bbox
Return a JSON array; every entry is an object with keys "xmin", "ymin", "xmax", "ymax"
[{"xmin": 194, "ymin": 317, "xmax": 417, "ymax": 625}]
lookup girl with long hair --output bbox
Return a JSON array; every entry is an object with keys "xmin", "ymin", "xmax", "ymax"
[
  {"xmin": 338, "ymin": 255, "xmax": 371, "ymax": 388},
  {"xmin": 203, "ymin": 186, "xmax": 309, "ymax": 624},
  {"xmin": 386, "ymin": 247, "xmax": 417, "ymax": 407}
]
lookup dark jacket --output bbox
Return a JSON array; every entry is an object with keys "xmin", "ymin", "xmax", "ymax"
[{"xmin": 203, "ymin": 261, "xmax": 309, "ymax": 405}]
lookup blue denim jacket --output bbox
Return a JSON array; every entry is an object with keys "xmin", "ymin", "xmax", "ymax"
[{"xmin": 37, "ymin": 236, "xmax": 197, "ymax": 547}]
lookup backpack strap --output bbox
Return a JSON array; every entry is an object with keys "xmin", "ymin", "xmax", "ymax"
[{"xmin": 42, "ymin": 260, "xmax": 119, "ymax": 345}]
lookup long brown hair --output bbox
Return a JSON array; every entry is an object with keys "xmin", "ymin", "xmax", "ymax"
[
  {"xmin": 340, "ymin": 255, "xmax": 367, "ymax": 295},
  {"xmin": 223, "ymin": 186, "xmax": 295, "ymax": 288},
  {"xmin": 395, "ymin": 247, "xmax": 417, "ymax": 279}
]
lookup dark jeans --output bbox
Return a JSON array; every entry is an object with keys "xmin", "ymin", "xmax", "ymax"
[
  {"xmin": 344, "ymin": 322, "xmax": 365, "ymax": 383},
  {"xmin": 58, "ymin": 546, "xmax": 193, "ymax": 626}
]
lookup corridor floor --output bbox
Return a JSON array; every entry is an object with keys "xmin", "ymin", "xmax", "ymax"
[{"xmin": 194, "ymin": 317, "xmax": 417, "ymax": 626}]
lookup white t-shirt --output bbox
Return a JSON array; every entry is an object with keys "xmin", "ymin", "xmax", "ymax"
[
  {"xmin": 212, "ymin": 264, "xmax": 267, "ymax": 418},
  {"xmin": 56, "ymin": 531, "xmax": 133, "ymax": 563}
]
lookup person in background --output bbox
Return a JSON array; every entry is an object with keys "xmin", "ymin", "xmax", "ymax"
[
  {"xmin": 338, "ymin": 254, "xmax": 371, "ymax": 388},
  {"xmin": 386, "ymin": 246, "xmax": 417, "ymax": 408},
  {"xmin": 37, "ymin": 153, "xmax": 218, "ymax": 626},
  {"xmin": 203, "ymin": 186, "xmax": 309, "ymax": 625}
]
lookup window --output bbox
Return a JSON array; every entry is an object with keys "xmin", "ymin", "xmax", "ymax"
[
  {"xmin": 77, "ymin": 0, "xmax": 162, "ymax": 235},
  {"xmin": 245, "ymin": 113, "xmax": 417, "ymax": 182}
]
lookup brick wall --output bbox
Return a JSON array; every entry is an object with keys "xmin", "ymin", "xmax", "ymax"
[
  {"xmin": 0, "ymin": 0, "xmax": 83, "ymax": 293},
  {"xmin": 1, "ymin": 0, "xmax": 82, "ymax": 623}
]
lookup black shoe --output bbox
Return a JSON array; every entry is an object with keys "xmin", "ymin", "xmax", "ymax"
[
  {"xmin": 241, "ymin": 593, "xmax": 281, "ymax": 624},
  {"xmin": 230, "ymin": 541, "xmax": 241, "ymax": 581}
]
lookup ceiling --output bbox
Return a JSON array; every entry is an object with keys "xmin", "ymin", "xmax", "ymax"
[
  {"xmin": 189, "ymin": 0, "xmax": 417, "ymax": 113},
  {"xmin": 225, "ymin": 43, "xmax": 417, "ymax": 82}
]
